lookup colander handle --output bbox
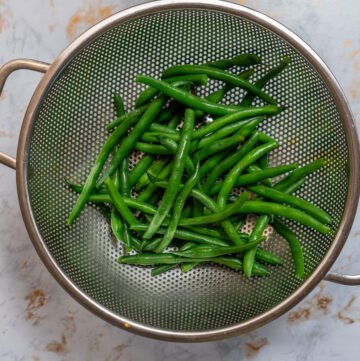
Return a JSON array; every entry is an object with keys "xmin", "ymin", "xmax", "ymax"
[
  {"xmin": 325, "ymin": 272, "xmax": 360, "ymax": 286},
  {"xmin": 0, "ymin": 59, "xmax": 50, "ymax": 169}
]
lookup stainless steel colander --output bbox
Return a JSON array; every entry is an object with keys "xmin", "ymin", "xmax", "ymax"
[{"xmin": 1, "ymin": 0, "xmax": 359, "ymax": 342}]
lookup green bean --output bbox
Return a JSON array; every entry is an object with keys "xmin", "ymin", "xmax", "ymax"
[
  {"xmin": 209, "ymin": 163, "xmax": 299, "ymax": 196},
  {"xmin": 241, "ymin": 56, "xmax": 290, "ymax": 106},
  {"xmin": 194, "ymin": 130, "xmax": 252, "ymax": 161},
  {"xmin": 181, "ymin": 205, "xmax": 192, "ymax": 219},
  {"xmin": 143, "ymin": 109, "xmax": 195, "ymax": 239},
  {"xmin": 136, "ymin": 161, "xmax": 173, "ymax": 202},
  {"xmin": 151, "ymin": 265, "xmax": 178, "ymax": 276},
  {"xmin": 111, "ymin": 209, "xmax": 125, "ymax": 242},
  {"xmin": 118, "ymin": 254, "xmax": 224, "ymax": 265},
  {"xmin": 280, "ymin": 177, "xmax": 306, "ymax": 194},
  {"xmin": 137, "ymin": 75, "xmax": 249, "ymax": 116},
  {"xmin": 136, "ymin": 157, "xmax": 169, "ymax": 191},
  {"xmin": 207, "ymin": 53, "xmax": 261, "ymax": 69},
  {"xmin": 217, "ymin": 142, "xmax": 278, "ymax": 209},
  {"xmin": 98, "ymin": 96, "xmax": 167, "ymax": 187},
  {"xmin": 194, "ymin": 85, "xmax": 233, "ymax": 119},
  {"xmin": 239, "ymin": 201, "xmax": 330, "ymax": 234},
  {"xmin": 128, "ymin": 155, "xmax": 154, "ymax": 186},
  {"xmin": 191, "ymin": 199, "xmax": 203, "ymax": 217},
  {"xmin": 203, "ymin": 131, "xmax": 260, "ymax": 193},
  {"xmin": 148, "ymin": 191, "xmax": 162, "ymax": 206},
  {"xmin": 272, "ymin": 217, "xmax": 304, "ymax": 278},
  {"xmin": 243, "ymin": 215, "xmax": 269, "ymax": 277},
  {"xmin": 194, "ymin": 68, "xmax": 254, "ymax": 119},
  {"xmin": 162, "ymin": 65, "xmax": 277, "ymax": 105},
  {"xmin": 181, "ymin": 263, "xmax": 198, "ymax": 273},
  {"xmin": 67, "ymin": 103, "xmax": 145, "ymax": 225},
  {"xmin": 199, "ymin": 151, "xmax": 231, "ymax": 179},
  {"xmin": 156, "ymin": 105, "xmax": 178, "ymax": 124},
  {"xmin": 179, "ymin": 242, "xmax": 197, "ymax": 251},
  {"xmin": 257, "ymin": 153, "xmax": 272, "ymax": 187},
  {"xmin": 75, "ymin": 192, "xmax": 158, "ymax": 215},
  {"xmin": 142, "ymin": 131, "xmax": 179, "ymax": 143},
  {"xmin": 155, "ymin": 181, "xmax": 218, "ymax": 212},
  {"xmin": 234, "ymin": 219, "xmax": 244, "ymax": 233},
  {"xmin": 133, "ymin": 224, "xmax": 230, "ymax": 247},
  {"xmin": 247, "ymin": 184, "xmax": 332, "ymax": 224},
  {"xmin": 119, "ymin": 158, "xmax": 130, "ymax": 197},
  {"xmin": 183, "ymin": 226, "xmax": 230, "ymax": 240},
  {"xmin": 157, "ymin": 136, "xmax": 195, "ymax": 174},
  {"xmin": 193, "ymin": 109, "xmax": 277, "ymax": 140},
  {"xmin": 255, "ymin": 248, "xmax": 283, "ymax": 266},
  {"xmin": 179, "ymin": 192, "xmax": 249, "ymax": 226},
  {"xmin": 172, "ymin": 237, "xmax": 264, "ymax": 258},
  {"xmin": 105, "ymin": 178, "xmax": 140, "ymax": 227},
  {"xmin": 247, "ymin": 164, "xmax": 272, "ymax": 187},
  {"xmin": 166, "ymin": 112, "xmax": 182, "ymax": 129},
  {"xmin": 274, "ymin": 158, "xmax": 324, "ymax": 191},
  {"xmin": 134, "ymin": 142, "xmax": 171, "ymax": 155},
  {"xmin": 155, "ymin": 162, "xmax": 200, "ymax": 252},
  {"xmin": 213, "ymin": 257, "xmax": 271, "ymax": 277},
  {"xmin": 198, "ymin": 119, "xmax": 251, "ymax": 149},
  {"xmin": 122, "ymin": 223, "xmax": 133, "ymax": 252},
  {"xmin": 106, "ymin": 104, "xmax": 148, "ymax": 131},
  {"xmin": 65, "ymin": 179, "xmax": 107, "ymax": 195},
  {"xmin": 114, "ymin": 93, "xmax": 126, "ymax": 116},
  {"xmin": 135, "ymin": 74, "xmax": 209, "ymax": 108}
]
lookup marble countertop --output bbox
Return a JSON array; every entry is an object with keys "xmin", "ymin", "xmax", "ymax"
[{"xmin": 1, "ymin": 1, "xmax": 360, "ymax": 360}]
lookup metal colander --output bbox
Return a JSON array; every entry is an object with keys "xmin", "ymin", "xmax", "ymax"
[{"xmin": 0, "ymin": 0, "xmax": 359, "ymax": 342}]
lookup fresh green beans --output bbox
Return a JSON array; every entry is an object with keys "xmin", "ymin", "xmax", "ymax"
[
  {"xmin": 272, "ymin": 217, "xmax": 304, "ymax": 278},
  {"xmin": 207, "ymin": 53, "xmax": 261, "ymax": 69},
  {"xmin": 67, "ymin": 53, "xmax": 332, "ymax": 279},
  {"xmin": 239, "ymin": 201, "xmax": 330, "ymax": 234},
  {"xmin": 128, "ymin": 155, "xmax": 154, "ymax": 186},
  {"xmin": 275, "ymin": 158, "xmax": 324, "ymax": 191},
  {"xmin": 241, "ymin": 56, "xmax": 290, "ymax": 106},
  {"xmin": 178, "ymin": 192, "xmax": 249, "ymax": 226},
  {"xmin": 137, "ymin": 75, "xmax": 249, "ymax": 116},
  {"xmin": 107, "ymin": 104, "xmax": 148, "ymax": 131},
  {"xmin": 247, "ymin": 184, "xmax": 332, "ymax": 224},
  {"xmin": 162, "ymin": 65, "xmax": 277, "ymax": 105},
  {"xmin": 193, "ymin": 110, "xmax": 277, "ymax": 140},
  {"xmin": 134, "ymin": 142, "xmax": 172, "ymax": 155},
  {"xmin": 114, "ymin": 93, "xmax": 126, "ymax": 116},
  {"xmin": 243, "ymin": 215, "xmax": 269, "ymax": 277},
  {"xmin": 135, "ymin": 74, "xmax": 209, "ymax": 108}
]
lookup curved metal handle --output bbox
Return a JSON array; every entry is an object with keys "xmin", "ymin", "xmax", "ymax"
[
  {"xmin": 0, "ymin": 59, "xmax": 50, "ymax": 169},
  {"xmin": 325, "ymin": 272, "xmax": 360, "ymax": 286}
]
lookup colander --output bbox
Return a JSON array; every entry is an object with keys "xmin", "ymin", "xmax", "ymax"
[{"xmin": 0, "ymin": 0, "xmax": 359, "ymax": 342}]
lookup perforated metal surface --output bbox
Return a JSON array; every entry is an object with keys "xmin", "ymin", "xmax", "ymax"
[{"xmin": 26, "ymin": 8, "xmax": 348, "ymax": 333}]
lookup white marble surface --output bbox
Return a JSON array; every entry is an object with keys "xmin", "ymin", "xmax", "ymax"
[{"xmin": 1, "ymin": 1, "xmax": 360, "ymax": 360}]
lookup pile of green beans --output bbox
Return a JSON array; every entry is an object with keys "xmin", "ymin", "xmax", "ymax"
[{"xmin": 67, "ymin": 54, "xmax": 332, "ymax": 279}]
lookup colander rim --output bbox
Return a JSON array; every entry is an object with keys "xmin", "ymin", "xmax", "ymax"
[{"xmin": 16, "ymin": 0, "xmax": 360, "ymax": 342}]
